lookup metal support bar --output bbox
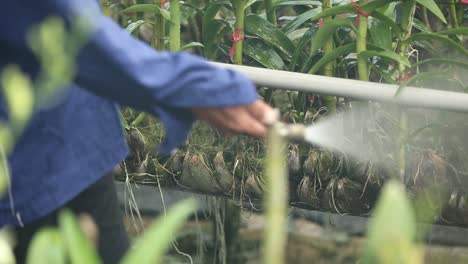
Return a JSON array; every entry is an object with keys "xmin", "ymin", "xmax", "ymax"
[{"xmin": 213, "ymin": 62, "xmax": 468, "ymax": 113}]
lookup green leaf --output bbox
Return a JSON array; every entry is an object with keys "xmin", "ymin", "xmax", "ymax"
[
  {"xmin": 416, "ymin": 0, "xmax": 447, "ymax": 24},
  {"xmin": 371, "ymin": 65, "xmax": 398, "ymax": 84},
  {"xmin": 412, "ymin": 18, "xmax": 432, "ymax": 33},
  {"xmin": 362, "ymin": 181, "xmax": 421, "ymax": 264},
  {"xmin": 368, "ymin": 17, "xmax": 393, "ymax": 51},
  {"xmin": 120, "ymin": 4, "xmax": 171, "ymax": 21},
  {"xmin": 1, "ymin": 66, "xmax": 34, "ymax": 132},
  {"xmin": 408, "ymin": 33, "xmax": 468, "ymax": 57},
  {"xmin": 404, "ymin": 71, "xmax": 452, "ymax": 86},
  {"xmin": 282, "ymin": 8, "xmax": 321, "ymax": 34},
  {"xmin": 121, "ymin": 199, "xmax": 197, "ymax": 264},
  {"xmin": 301, "ymin": 50, "xmax": 323, "ymax": 73},
  {"xmin": 309, "ymin": 0, "xmax": 395, "ymax": 23},
  {"xmin": 59, "ymin": 210, "xmax": 101, "ymax": 264},
  {"xmin": 180, "ymin": 42, "xmax": 204, "ymax": 51},
  {"xmin": 245, "ymin": 14, "xmax": 296, "ymax": 57},
  {"xmin": 308, "ymin": 43, "xmax": 356, "ymax": 74},
  {"xmin": 310, "ymin": 19, "xmax": 355, "ymax": 55},
  {"xmin": 359, "ymin": 50, "xmax": 411, "ymax": 67},
  {"xmin": 435, "ymin": 27, "xmax": 468, "ymax": 35},
  {"xmin": 125, "ymin": 20, "xmax": 146, "ymax": 33},
  {"xmin": 371, "ymin": 11, "xmax": 401, "ymax": 36},
  {"xmin": 26, "ymin": 228, "xmax": 66, "ymax": 264},
  {"xmin": 273, "ymin": 0, "xmax": 322, "ymax": 9},
  {"xmin": 202, "ymin": 2, "xmax": 229, "ymax": 59},
  {"xmin": 0, "ymin": 130, "xmax": 11, "ymax": 196},
  {"xmin": 412, "ymin": 58, "xmax": 468, "ymax": 70},
  {"xmin": 395, "ymin": 71, "xmax": 452, "ymax": 96},
  {"xmin": 0, "ymin": 230, "xmax": 15, "ymax": 264},
  {"xmin": 311, "ymin": 4, "xmax": 353, "ymax": 20},
  {"xmin": 287, "ymin": 27, "xmax": 310, "ymax": 40},
  {"xmin": 244, "ymin": 0, "xmax": 261, "ymax": 10},
  {"xmin": 243, "ymin": 38, "xmax": 285, "ymax": 69},
  {"xmin": 289, "ymin": 27, "xmax": 316, "ymax": 71}
]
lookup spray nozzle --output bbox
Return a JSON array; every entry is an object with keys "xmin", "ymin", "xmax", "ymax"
[{"xmin": 263, "ymin": 108, "xmax": 306, "ymax": 142}]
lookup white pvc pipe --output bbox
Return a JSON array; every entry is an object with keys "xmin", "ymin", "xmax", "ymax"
[{"xmin": 213, "ymin": 62, "xmax": 468, "ymax": 113}]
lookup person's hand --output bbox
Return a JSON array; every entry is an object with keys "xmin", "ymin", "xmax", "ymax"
[{"xmin": 191, "ymin": 100, "xmax": 276, "ymax": 137}]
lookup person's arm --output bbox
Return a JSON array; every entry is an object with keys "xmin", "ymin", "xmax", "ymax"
[
  {"xmin": 6, "ymin": 0, "xmax": 273, "ymax": 153},
  {"xmin": 76, "ymin": 12, "xmax": 274, "ymax": 153}
]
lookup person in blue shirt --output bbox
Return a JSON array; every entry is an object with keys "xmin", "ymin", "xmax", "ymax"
[{"xmin": 1, "ymin": 1, "xmax": 273, "ymax": 263}]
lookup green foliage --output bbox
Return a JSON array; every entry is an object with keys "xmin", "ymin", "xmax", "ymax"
[
  {"xmin": 245, "ymin": 14, "xmax": 296, "ymax": 57},
  {"xmin": 125, "ymin": 20, "xmax": 147, "ymax": 33},
  {"xmin": 0, "ymin": 67, "xmax": 34, "ymax": 135},
  {"xmin": 181, "ymin": 41, "xmax": 205, "ymax": 51},
  {"xmin": 244, "ymin": 39, "xmax": 286, "ymax": 69},
  {"xmin": 28, "ymin": 16, "xmax": 92, "ymax": 106},
  {"xmin": 262, "ymin": 124, "xmax": 288, "ymax": 264},
  {"xmin": 121, "ymin": 199, "xmax": 197, "ymax": 264},
  {"xmin": 310, "ymin": 18, "xmax": 355, "ymax": 54},
  {"xmin": 416, "ymin": 0, "xmax": 446, "ymax": 24},
  {"xmin": 408, "ymin": 33, "xmax": 468, "ymax": 57},
  {"xmin": 59, "ymin": 210, "xmax": 101, "ymax": 264},
  {"xmin": 362, "ymin": 181, "xmax": 423, "ymax": 264},
  {"xmin": 0, "ymin": 230, "xmax": 15, "ymax": 264},
  {"xmin": 26, "ymin": 228, "xmax": 66, "ymax": 264},
  {"xmin": 119, "ymin": 4, "xmax": 171, "ymax": 21},
  {"xmin": 22, "ymin": 199, "xmax": 197, "ymax": 264},
  {"xmin": 359, "ymin": 50, "xmax": 411, "ymax": 68},
  {"xmin": 308, "ymin": 43, "xmax": 356, "ymax": 74}
]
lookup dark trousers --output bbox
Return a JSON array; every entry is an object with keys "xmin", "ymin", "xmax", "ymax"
[{"xmin": 14, "ymin": 173, "xmax": 130, "ymax": 264}]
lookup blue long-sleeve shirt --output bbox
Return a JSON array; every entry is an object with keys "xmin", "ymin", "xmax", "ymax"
[{"xmin": 0, "ymin": 0, "xmax": 257, "ymax": 226}]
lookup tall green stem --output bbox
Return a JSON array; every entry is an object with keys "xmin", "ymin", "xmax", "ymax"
[
  {"xmin": 152, "ymin": 0, "xmax": 166, "ymax": 51},
  {"xmin": 421, "ymin": 7, "xmax": 432, "ymax": 32},
  {"xmin": 264, "ymin": 0, "xmax": 277, "ymax": 25},
  {"xmin": 321, "ymin": 0, "xmax": 336, "ymax": 114},
  {"xmin": 356, "ymin": 16, "xmax": 369, "ymax": 82},
  {"xmin": 262, "ymin": 123, "xmax": 288, "ymax": 264},
  {"xmin": 153, "ymin": 14, "xmax": 166, "ymax": 50},
  {"xmin": 102, "ymin": 0, "xmax": 111, "ymax": 17},
  {"xmin": 397, "ymin": 0, "xmax": 416, "ymax": 181},
  {"xmin": 398, "ymin": 111, "xmax": 408, "ymax": 181},
  {"xmin": 263, "ymin": 0, "xmax": 277, "ymax": 103},
  {"xmin": 232, "ymin": 0, "xmax": 245, "ymax": 65},
  {"xmin": 130, "ymin": 111, "xmax": 146, "ymax": 127},
  {"xmin": 449, "ymin": 0, "xmax": 459, "ymax": 29},
  {"xmin": 353, "ymin": 3, "xmax": 369, "ymax": 140},
  {"xmin": 131, "ymin": 0, "xmax": 139, "ymax": 35},
  {"xmin": 169, "ymin": 0, "xmax": 181, "ymax": 51}
]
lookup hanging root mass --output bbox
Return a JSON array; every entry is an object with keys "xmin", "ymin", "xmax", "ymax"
[{"xmin": 113, "ymin": 123, "xmax": 468, "ymax": 228}]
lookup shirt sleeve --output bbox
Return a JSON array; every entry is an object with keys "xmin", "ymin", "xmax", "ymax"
[{"xmin": 74, "ymin": 14, "xmax": 258, "ymax": 154}]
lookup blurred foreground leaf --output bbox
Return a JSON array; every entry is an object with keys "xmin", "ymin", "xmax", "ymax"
[
  {"xmin": 362, "ymin": 181, "xmax": 423, "ymax": 264},
  {"xmin": 121, "ymin": 199, "xmax": 197, "ymax": 264},
  {"xmin": 0, "ymin": 229, "xmax": 15, "ymax": 264},
  {"xmin": 26, "ymin": 228, "xmax": 66, "ymax": 264},
  {"xmin": 1, "ymin": 66, "xmax": 34, "ymax": 134},
  {"xmin": 59, "ymin": 210, "xmax": 101, "ymax": 264}
]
